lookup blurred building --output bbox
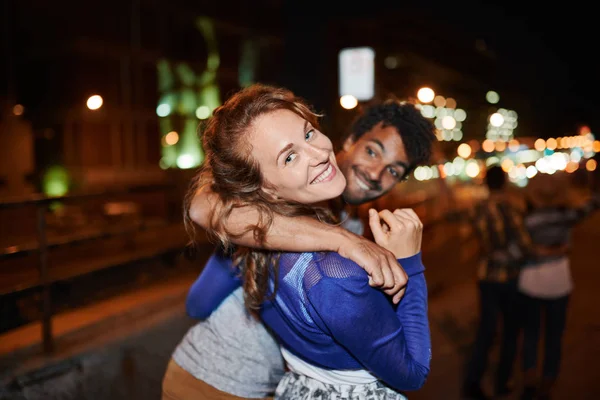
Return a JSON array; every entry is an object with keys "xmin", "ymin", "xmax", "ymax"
[
  {"xmin": 4, "ymin": 0, "xmax": 285, "ymax": 194},
  {"xmin": 2, "ymin": 0, "xmax": 589, "ymax": 195},
  {"xmin": 0, "ymin": 103, "xmax": 35, "ymax": 197}
]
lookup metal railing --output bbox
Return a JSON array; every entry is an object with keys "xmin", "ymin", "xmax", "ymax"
[{"xmin": 0, "ymin": 184, "xmax": 186, "ymax": 354}]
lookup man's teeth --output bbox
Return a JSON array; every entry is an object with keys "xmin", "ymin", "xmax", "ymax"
[
  {"xmin": 356, "ymin": 177, "xmax": 371, "ymax": 191},
  {"xmin": 313, "ymin": 164, "xmax": 333, "ymax": 184}
]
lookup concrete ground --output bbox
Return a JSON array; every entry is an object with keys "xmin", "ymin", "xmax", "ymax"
[{"xmin": 1, "ymin": 213, "xmax": 599, "ymax": 399}]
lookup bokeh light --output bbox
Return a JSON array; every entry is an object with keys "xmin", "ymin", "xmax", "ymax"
[
  {"xmin": 417, "ymin": 87, "xmax": 435, "ymax": 103},
  {"xmin": 501, "ymin": 158, "xmax": 514, "ymax": 172},
  {"xmin": 340, "ymin": 95, "xmax": 358, "ymax": 110},
  {"xmin": 486, "ymin": 91, "xmax": 500, "ymax": 104},
  {"xmin": 441, "ymin": 116, "xmax": 457, "ymax": 130},
  {"xmin": 482, "ymin": 139, "xmax": 495, "ymax": 153},
  {"xmin": 465, "ymin": 160, "xmax": 481, "ymax": 178},
  {"xmin": 433, "ymin": 95, "xmax": 446, "ymax": 107},
  {"xmin": 195, "ymin": 105, "xmax": 210, "ymax": 119},
  {"xmin": 457, "ymin": 143, "xmax": 472, "ymax": 158},
  {"xmin": 165, "ymin": 131, "xmax": 179, "ymax": 146},
  {"xmin": 86, "ymin": 95, "xmax": 103, "ymax": 110},
  {"xmin": 489, "ymin": 112, "xmax": 504, "ymax": 127},
  {"xmin": 156, "ymin": 103, "xmax": 171, "ymax": 117},
  {"xmin": 12, "ymin": 104, "xmax": 24, "ymax": 116},
  {"xmin": 534, "ymin": 138, "xmax": 546, "ymax": 152},
  {"xmin": 454, "ymin": 109, "xmax": 467, "ymax": 122}
]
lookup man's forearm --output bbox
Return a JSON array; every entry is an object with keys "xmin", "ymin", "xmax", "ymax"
[
  {"xmin": 190, "ymin": 186, "xmax": 408, "ymax": 290},
  {"xmin": 250, "ymin": 212, "xmax": 353, "ymax": 252},
  {"xmin": 189, "ymin": 185, "xmax": 352, "ymax": 252}
]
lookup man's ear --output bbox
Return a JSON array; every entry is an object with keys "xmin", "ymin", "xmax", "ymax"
[{"xmin": 342, "ymin": 136, "xmax": 355, "ymax": 152}]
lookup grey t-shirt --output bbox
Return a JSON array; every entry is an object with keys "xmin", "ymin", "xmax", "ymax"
[
  {"xmin": 339, "ymin": 210, "xmax": 364, "ymax": 236},
  {"xmin": 173, "ymin": 213, "xmax": 364, "ymax": 397},
  {"xmin": 173, "ymin": 288, "xmax": 285, "ymax": 398}
]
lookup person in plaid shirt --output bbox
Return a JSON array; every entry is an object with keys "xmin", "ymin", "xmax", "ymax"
[{"xmin": 462, "ymin": 165, "xmax": 535, "ymax": 400}]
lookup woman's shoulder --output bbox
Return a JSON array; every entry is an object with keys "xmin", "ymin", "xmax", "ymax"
[
  {"xmin": 310, "ymin": 252, "xmax": 368, "ymax": 280},
  {"xmin": 296, "ymin": 252, "xmax": 381, "ymax": 307},
  {"xmin": 277, "ymin": 252, "xmax": 369, "ymax": 298}
]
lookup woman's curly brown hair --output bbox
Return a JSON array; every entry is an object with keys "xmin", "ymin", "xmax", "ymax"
[{"xmin": 184, "ymin": 84, "xmax": 337, "ymax": 313}]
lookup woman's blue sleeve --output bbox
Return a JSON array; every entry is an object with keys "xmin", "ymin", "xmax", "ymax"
[
  {"xmin": 185, "ymin": 249, "xmax": 242, "ymax": 319},
  {"xmin": 307, "ymin": 253, "xmax": 430, "ymax": 392},
  {"xmin": 395, "ymin": 254, "xmax": 431, "ymax": 378}
]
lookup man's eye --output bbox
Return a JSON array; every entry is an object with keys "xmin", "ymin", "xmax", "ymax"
[
  {"xmin": 305, "ymin": 129, "xmax": 314, "ymax": 141},
  {"xmin": 388, "ymin": 167, "xmax": 400, "ymax": 178},
  {"xmin": 285, "ymin": 153, "xmax": 297, "ymax": 164}
]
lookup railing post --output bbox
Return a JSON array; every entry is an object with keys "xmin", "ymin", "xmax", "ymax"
[{"xmin": 36, "ymin": 204, "xmax": 54, "ymax": 353}]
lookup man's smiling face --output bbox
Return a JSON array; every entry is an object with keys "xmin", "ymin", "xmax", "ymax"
[{"xmin": 336, "ymin": 122, "xmax": 410, "ymax": 205}]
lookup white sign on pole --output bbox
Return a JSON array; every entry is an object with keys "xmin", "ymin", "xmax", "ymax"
[{"xmin": 338, "ymin": 47, "xmax": 375, "ymax": 101}]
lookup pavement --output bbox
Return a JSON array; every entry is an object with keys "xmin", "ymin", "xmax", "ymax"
[
  {"xmin": 412, "ymin": 213, "xmax": 600, "ymax": 400},
  {"xmin": 1, "ymin": 212, "xmax": 599, "ymax": 399}
]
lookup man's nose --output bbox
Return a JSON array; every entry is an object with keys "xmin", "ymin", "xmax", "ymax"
[{"xmin": 364, "ymin": 164, "xmax": 385, "ymax": 181}]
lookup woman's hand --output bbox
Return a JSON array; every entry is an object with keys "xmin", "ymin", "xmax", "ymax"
[{"xmin": 369, "ymin": 208, "xmax": 423, "ymax": 259}]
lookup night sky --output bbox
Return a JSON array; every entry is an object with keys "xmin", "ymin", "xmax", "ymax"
[
  {"xmin": 427, "ymin": 1, "xmax": 599, "ymax": 134},
  {"xmin": 288, "ymin": 0, "xmax": 599, "ymax": 136},
  {"xmin": 3, "ymin": 0, "xmax": 598, "ymax": 137}
]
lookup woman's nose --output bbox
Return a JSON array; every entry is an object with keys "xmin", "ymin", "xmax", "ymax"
[{"xmin": 307, "ymin": 144, "xmax": 329, "ymax": 164}]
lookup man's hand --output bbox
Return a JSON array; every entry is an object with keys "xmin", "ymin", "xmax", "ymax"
[
  {"xmin": 336, "ymin": 231, "xmax": 408, "ymax": 304},
  {"xmin": 369, "ymin": 208, "xmax": 423, "ymax": 259}
]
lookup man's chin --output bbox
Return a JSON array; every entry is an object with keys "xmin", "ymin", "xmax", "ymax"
[{"xmin": 341, "ymin": 190, "xmax": 369, "ymax": 206}]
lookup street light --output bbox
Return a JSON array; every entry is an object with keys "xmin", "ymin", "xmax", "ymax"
[
  {"xmin": 87, "ymin": 95, "xmax": 103, "ymax": 110},
  {"xmin": 340, "ymin": 95, "xmax": 358, "ymax": 110},
  {"xmin": 12, "ymin": 104, "xmax": 24, "ymax": 116},
  {"xmin": 489, "ymin": 112, "xmax": 504, "ymax": 127},
  {"xmin": 457, "ymin": 143, "xmax": 472, "ymax": 158},
  {"xmin": 417, "ymin": 87, "xmax": 435, "ymax": 103}
]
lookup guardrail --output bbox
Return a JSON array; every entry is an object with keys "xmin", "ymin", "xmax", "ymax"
[{"xmin": 0, "ymin": 184, "xmax": 187, "ymax": 354}]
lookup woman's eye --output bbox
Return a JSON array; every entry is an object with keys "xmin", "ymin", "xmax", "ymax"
[
  {"xmin": 285, "ymin": 153, "xmax": 297, "ymax": 164},
  {"xmin": 366, "ymin": 147, "xmax": 376, "ymax": 157},
  {"xmin": 305, "ymin": 129, "xmax": 314, "ymax": 141}
]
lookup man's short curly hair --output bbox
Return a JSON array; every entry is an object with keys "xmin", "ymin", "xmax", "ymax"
[{"xmin": 349, "ymin": 99, "xmax": 437, "ymax": 173}]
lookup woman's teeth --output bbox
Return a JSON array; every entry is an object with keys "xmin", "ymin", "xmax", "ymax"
[{"xmin": 312, "ymin": 164, "xmax": 333, "ymax": 184}]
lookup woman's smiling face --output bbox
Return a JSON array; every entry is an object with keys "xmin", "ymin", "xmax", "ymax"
[{"xmin": 249, "ymin": 109, "xmax": 346, "ymax": 204}]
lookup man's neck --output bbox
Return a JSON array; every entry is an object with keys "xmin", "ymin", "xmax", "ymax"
[
  {"xmin": 343, "ymin": 204, "xmax": 361, "ymax": 218},
  {"xmin": 327, "ymin": 197, "xmax": 345, "ymax": 217},
  {"xmin": 327, "ymin": 197, "xmax": 361, "ymax": 219}
]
